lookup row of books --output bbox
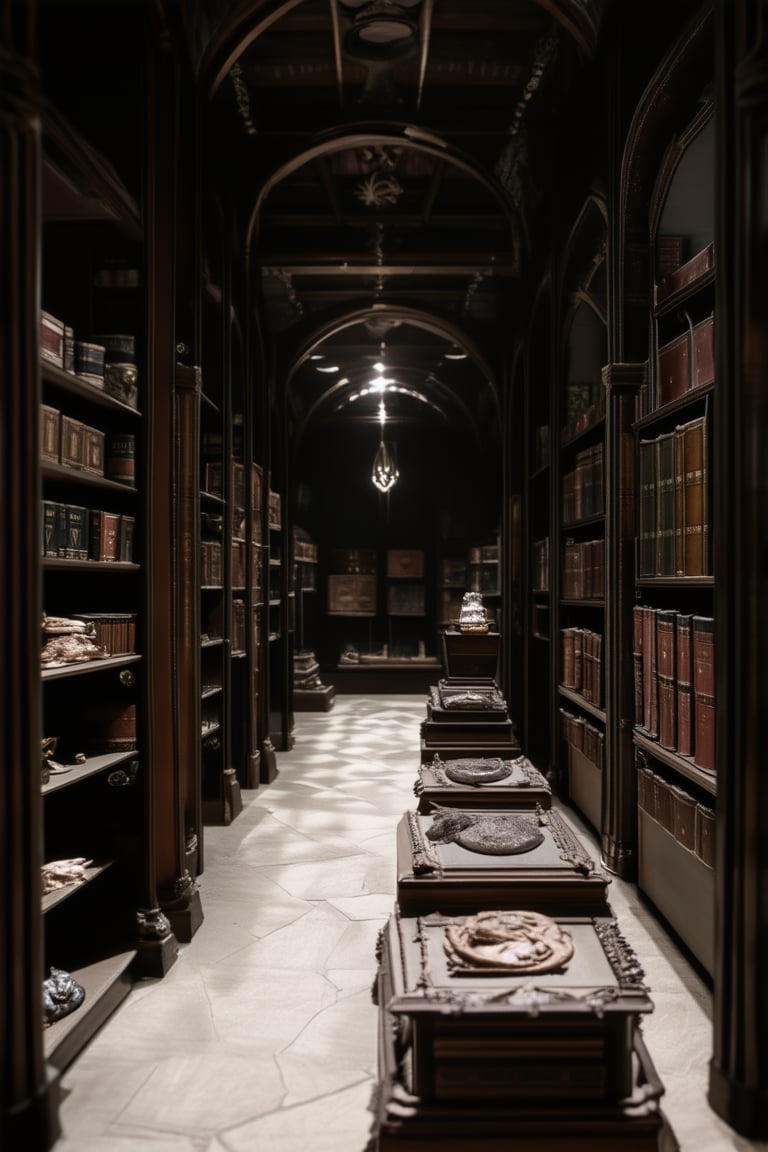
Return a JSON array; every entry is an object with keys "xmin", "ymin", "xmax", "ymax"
[
  {"xmin": 42, "ymin": 407, "xmax": 137, "ymax": 486},
  {"xmin": 638, "ymin": 763, "xmax": 715, "ymax": 869},
  {"xmin": 294, "ymin": 539, "xmax": 318, "ymax": 562},
  {"xmin": 561, "ymin": 627, "xmax": 603, "ymax": 707},
  {"xmin": 561, "ymin": 443, "xmax": 604, "ymax": 523},
  {"xmin": 42, "ymin": 501, "xmax": 135, "ymax": 563},
  {"xmin": 638, "ymin": 414, "xmax": 709, "ymax": 578},
  {"xmin": 562, "ymin": 537, "xmax": 606, "ymax": 600},
  {"xmin": 633, "ymin": 605, "xmax": 715, "ymax": 773},
  {"xmin": 201, "ymin": 539, "xmax": 262, "ymax": 589},
  {"xmin": 560, "ymin": 707, "xmax": 605, "ymax": 774}
]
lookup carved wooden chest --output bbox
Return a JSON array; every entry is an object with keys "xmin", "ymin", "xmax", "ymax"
[
  {"xmin": 396, "ymin": 805, "xmax": 610, "ymax": 917},
  {"xmin": 370, "ymin": 910, "xmax": 670, "ymax": 1150},
  {"xmin": 415, "ymin": 754, "xmax": 551, "ymax": 813}
]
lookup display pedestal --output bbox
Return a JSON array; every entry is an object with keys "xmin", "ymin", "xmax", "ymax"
[
  {"xmin": 396, "ymin": 806, "xmax": 610, "ymax": 917},
  {"xmin": 293, "ymin": 650, "xmax": 336, "ymax": 711},
  {"xmin": 415, "ymin": 754, "xmax": 552, "ymax": 812},
  {"xmin": 441, "ymin": 629, "xmax": 500, "ymax": 681},
  {"xmin": 369, "ymin": 911, "xmax": 673, "ymax": 1151}
]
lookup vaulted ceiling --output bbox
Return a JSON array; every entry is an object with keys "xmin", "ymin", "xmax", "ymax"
[{"xmin": 188, "ymin": 0, "xmax": 606, "ymax": 441}]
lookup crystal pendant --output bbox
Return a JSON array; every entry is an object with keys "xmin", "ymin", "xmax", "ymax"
[{"xmin": 372, "ymin": 439, "xmax": 399, "ymax": 492}]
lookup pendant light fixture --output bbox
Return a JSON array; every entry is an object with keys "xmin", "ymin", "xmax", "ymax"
[
  {"xmin": 372, "ymin": 404, "xmax": 399, "ymax": 492},
  {"xmin": 370, "ymin": 355, "xmax": 399, "ymax": 493}
]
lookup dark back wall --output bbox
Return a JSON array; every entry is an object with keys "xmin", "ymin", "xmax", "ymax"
[{"xmin": 293, "ymin": 418, "xmax": 501, "ymax": 668}]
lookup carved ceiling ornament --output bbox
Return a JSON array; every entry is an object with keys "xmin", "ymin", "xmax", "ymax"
[{"xmin": 354, "ymin": 145, "xmax": 405, "ymax": 207}]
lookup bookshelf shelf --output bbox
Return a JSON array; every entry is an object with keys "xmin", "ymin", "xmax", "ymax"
[
  {"xmin": 633, "ymin": 730, "xmax": 716, "ymax": 796},
  {"xmin": 558, "ymin": 685, "xmax": 606, "ymax": 724}
]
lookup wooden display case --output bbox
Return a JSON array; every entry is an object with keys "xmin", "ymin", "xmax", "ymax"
[
  {"xmin": 415, "ymin": 754, "xmax": 552, "ymax": 813},
  {"xmin": 396, "ymin": 806, "xmax": 610, "ymax": 917},
  {"xmin": 370, "ymin": 911, "xmax": 669, "ymax": 1151}
]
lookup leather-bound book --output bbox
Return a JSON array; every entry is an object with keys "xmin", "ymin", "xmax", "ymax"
[
  {"xmin": 561, "ymin": 627, "xmax": 575, "ymax": 688},
  {"xmin": 673, "ymin": 422, "xmax": 686, "ymax": 576},
  {"xmin": 641, "ymin": 605, "xmax": 658, "ymax": 738},
  {"xmin": 633, "ymin": 605, "xmax": 644, "ymax": 726},
  {"xmin": 656, "ymin": 609, "xmax": 677, "ymax": 750},
  {"xmin": 683, "ymin": 416, "xmax": 709, "ymax": 575},
  {"xmin": 89, "ymin": 509, "xmax": 121, "ymax": 562},
  {"xmin": 638, "ymin": 438, "xmax": 657, "ymax": 577},
  {"xmin": 675, "ymin": 613, "xmax": 693, "ymax": 756},
  {"xmin": 655, "ymin": 430, "xmax": 676, "ymax": 576},
  {"xmin": 692, "ymin": 615, "xmax": 715, "ymax": 773}
]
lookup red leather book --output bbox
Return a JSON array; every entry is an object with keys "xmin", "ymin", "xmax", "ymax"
[
  {"xmin": 572, "ymin": 627, "xmax": 583, "ymax": 692},
  {"xmin": 561, "ymin": 628, "xmax": 575, "ymax": 688},
  {"xmin": 89, "ymin": 509, "xmax": 121, "ymax": 562},
  {"xmin": 674, "ymin": 423, "xmax": 686, "ymax": 576},
  {"xmin": 632, "ymin": 606, "xmax": 644, "ymax": 725},
  {"xmin": 656, "ymin": 609, "xmax": 677, "ymax": 749},
  {"xmin": 654, "ymin": 241, "xmax": 715, "ymax": 305},
  {"xmin": 641, "ymin": 606, "xmax": 658, "ymax": 738},
  {"xmin": 675, "ymin": 613, "xmax": 693, "ymax": 756},
  {"xmin": 692, "ymin": 615, "xmax": 715, "ymax": 772}
]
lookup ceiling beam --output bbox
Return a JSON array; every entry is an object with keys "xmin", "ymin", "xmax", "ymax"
[{"xmin": 261, "ymin": 262, "xmax": 516, "ymax": 276}]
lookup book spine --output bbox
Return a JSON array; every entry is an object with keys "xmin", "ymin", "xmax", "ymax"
[
  {"xmin": 64, "ymin": 504, "xmax": 89, "ymax": 559},
  {"xmin": 656, "ymin": 431, "xmax": 676, "ymax": 576},
  {"xmin": 561, "ymin": 627, "xmax": 575, "ymax": 688},
  {"xmin": 674, "ymin": 423, "xmax": 685, "ymax": 576},
  {"xmin": 638, "ymin": 438, "xmax": 656, "ymax": 577},
  {"xmin": 572, "ymin": 627, "xmax": 583, "ymax": 692},
  {"xmin": 676, "ymin": 613, "xmax": 693, "ymax": 756},
  {"xmin": 641, "ymin": 605, "xmax": 658, "ymax": 738},
  {"xmin": 42, "ymin": 500, "xmax": 60, "ymax": 556},
  {"xmin": 656, "ymin": 609, "xmax": 677, "ymax": 750},
  {"xmin": 89, "ymin": 509, "xmax": 120, "ymax": 561},
  {"xmin": 692, "ymin": 615, "xmax": 716, "ymax": 772},
  {"xmin": 632, "ymin": 605, "xmax": 644, "ymax": 725},
  {"xmin": 119, "ymin": 514, "xmax": 136, "ymax": 563},
  {"xmin": 106, "ymin": 433, "xmax": 136, "ymax": 486},
  {"xmin": 683, "ymin": 416, "xmax": 709, "ymax": 576}
]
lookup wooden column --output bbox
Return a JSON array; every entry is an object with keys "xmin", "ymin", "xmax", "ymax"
[
  {"xmin": 600, "ymin": 362, "xmax": 645, "ymax": 878},
  {"xmin": 166, "ymin": 363, "xmax": 204, "ymax": 938},
  {"xmin": 708, "ymin": 0, "xmax": 768, "ymax": 1134},
  {"xmin": 0, "ymin": 5, "xmax": 60, "ymax": 1146}
]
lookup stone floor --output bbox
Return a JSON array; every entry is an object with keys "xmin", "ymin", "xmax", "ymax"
[{"xmin": 52, "ymin": 695, "xmax": 768, "ymax": 1152}]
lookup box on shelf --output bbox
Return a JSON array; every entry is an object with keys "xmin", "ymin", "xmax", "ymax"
[
  {"xmin": 82, "ymin": 426, "xmax": 105, "ymax": 475},
  {"xmin": 60, "ymin": 416, "xmax": 85, "ymax": 469},
  {"xmin": 654, "ymin": 240, "xmax": 715, "ymax": 305},
  {"xmin": 40, "ymin": 405, "xmax": 61, "ymax": 462},
  {"xmin": 40, "ymin": 310, "xmax": 65, "ymax": 367},
  {"xmin": 657, "ymin": 314, "xmax": 714, "ymax": 406},
  {"xmin": 396, "ymin": 804, "xmax": 610, "ymax": 917}
]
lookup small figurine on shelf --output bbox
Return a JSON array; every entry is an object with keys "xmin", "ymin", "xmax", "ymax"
[
  {"xmin": 42, "ymin": 967, "xmax": 85, "ymax": 1027},
  {"xmin": 457, "ymin": 591, "xmax": 489, "ymax": 634}
]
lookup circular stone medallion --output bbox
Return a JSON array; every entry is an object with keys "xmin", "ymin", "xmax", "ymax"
[
  {"xmin": 455, "ymin": 813, "xmax": 544, "ymax": 856},
  {"xmin": 445, "ymin": 910, "xmax": 574, "ymax": 973},
  {"xmin": 444, "ymin": 757, "xmax": 512, "ymax": 785}
]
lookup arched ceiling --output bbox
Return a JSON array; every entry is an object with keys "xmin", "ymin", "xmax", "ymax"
[{"xmin": 188, "ymin": 0, "xmax": 605, "ymax": 440}]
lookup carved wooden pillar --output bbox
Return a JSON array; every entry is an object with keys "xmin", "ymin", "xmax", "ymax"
[
  {"xmin": 164, "ymin": 363, "xmax": 204, "ymax": 940},
  {"xmin": 136, "ymin": 12, "xmax": 183, "ymax": 977},
  {"xmin": 600, "ymin": 362, "xmax": 645, "ymax": 878},
  {"xmin": 0, "ymin": 6, "xmax": 60, "ymax": 1146},
  {"xmin": 708, "ymin": 0, "xmax": 768, "ymax": 1134}
]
